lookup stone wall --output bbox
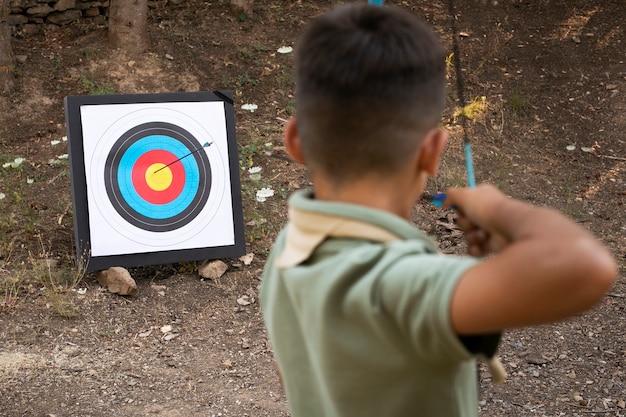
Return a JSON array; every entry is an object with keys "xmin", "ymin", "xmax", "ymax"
[{"xmin": 8, "ymin": 0, "xmax": 110, "ymax": 31}]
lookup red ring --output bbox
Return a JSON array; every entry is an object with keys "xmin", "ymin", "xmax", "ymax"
[{"xmin": 131, "ymin": 150, "xmax": 186, "ymax": 205}]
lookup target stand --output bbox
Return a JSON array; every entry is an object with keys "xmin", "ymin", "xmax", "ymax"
[{"xmin": 65, "ymin": 91, "xmax": 245, "ymax": 271}]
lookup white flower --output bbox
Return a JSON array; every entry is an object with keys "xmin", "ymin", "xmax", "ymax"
[
  {"xmin": 277, "ymin": 46, "xmax": 293, "ymax": 54},
  {"xmin": 256, "ymin": 187, "xmax": 275, "ymax": 202},
  {"xmin": 241, "ymin": 103, "xmax": 258, "ymax": 112},
  {"xmin": 0, "ymin": 192, "xmax": 5, "ymax": 200},
  {"xmin": 27, "ymin": 178, "xmax": 34, "ymax": 184},
  {"xmin": 77, "ymin": 288, "xmax": 87, "ymax": 295},
  {"xmin": 8, "ymin": 157, "xmax": 25, "ymax": 168},
  {"xmin": 248, "ymin": 166, "xmax": 262, "ymax": 174},
  {"xmin": 57, "ymin": 154, "xmax": 69, "ymax": 160},
  {"xmin": 50, "ymin": 140, "xmax": 61, "ymax": 146}
]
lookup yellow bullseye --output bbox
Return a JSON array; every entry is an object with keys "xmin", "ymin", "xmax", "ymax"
[{"xmin": 146, "ymin": 163, "xmax": 173, "ymax": 191}]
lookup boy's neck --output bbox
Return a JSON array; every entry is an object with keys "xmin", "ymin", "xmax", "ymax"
[{"xmin": 312, "ymin": 172, "xmax": 426, "ymax": 220}]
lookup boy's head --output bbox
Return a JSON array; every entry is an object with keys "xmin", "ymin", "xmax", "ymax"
[{"xmin": 293, "ymin": 4, "xmax": 446, "ymax": 185}]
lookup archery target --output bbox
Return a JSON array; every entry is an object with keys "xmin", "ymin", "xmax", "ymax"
[
  {"xmin": 79, "ymin": 102, "xmax": 234, "ymax": 257},
  {"xmin": 105, "ymin": 122, "xmax": 212, "ymax": 232}
]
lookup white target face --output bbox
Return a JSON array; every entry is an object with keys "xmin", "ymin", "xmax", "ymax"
[{"xmin": 79, "ymin": 101, "xmax": 234, "ymax": 257}]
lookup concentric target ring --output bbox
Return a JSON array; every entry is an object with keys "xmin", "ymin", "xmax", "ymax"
[{"xmin": 104, "ymin": 122, "xmax": 212, "ymax": 232}]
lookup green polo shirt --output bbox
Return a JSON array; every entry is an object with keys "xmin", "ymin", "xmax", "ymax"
[{"xmin": 261, "ymin": 190, "xmax": 494, "ymax": 417}]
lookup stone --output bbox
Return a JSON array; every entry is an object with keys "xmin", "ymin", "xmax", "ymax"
[
  {"xmin": 74, "ymin": 1, "xmax": 91, "ymax": 10},
  {"xmin": 198, "ymin": 260, "xmax": 228, "ymax": 280},
  {"xmin": 91, "ymin": 15, "xmax": 106, "ymax": 25},
  {"xmin": 26, "ymin": 4, "xmax": 53, "ymax": 17},
  {"xmin": 21, "ymin": 24, "xmax": 42, "ymax": 35},
  {"xmin": 54, "ymin": 0, "xmax": 76, "ymax": 11},
  {"xmin": 7, "ymin": 15, "xmax": 29, "ymax": 25},
  {"xmin": 97, "ymin": 267, "xmax": 137, "ymax": 296},
  {"xmin": 83, "ymin": 7, "xmax": 100, "ymax": 17},
  {"xmin": 22, "ymin": 0, "xmax": 40, "ymax": 8},
  {"xmin": 46, "ymin": 9, "xmax": 81, "ymax": 25}
]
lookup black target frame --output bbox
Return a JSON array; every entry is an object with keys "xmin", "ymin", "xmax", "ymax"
[{"xmin": 65, "ymin": 91, "xmax": 245, "ymax": 271}]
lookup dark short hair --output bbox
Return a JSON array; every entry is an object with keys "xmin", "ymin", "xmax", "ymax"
[{"xmin": 295, "ymin": 3, "xmax": 446, "ymax": 183}]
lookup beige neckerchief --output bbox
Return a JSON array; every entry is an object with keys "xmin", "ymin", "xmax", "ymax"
[{"xmin": 274, "ymin": 206, "xmax": 401, "ymax": 269}]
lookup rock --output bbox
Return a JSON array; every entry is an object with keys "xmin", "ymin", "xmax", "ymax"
[
  {"xmin": 74, "ymin": 1, "xmax": 92, "ymax": 10},
  {"xmin": 7, "ymin": 15, "xmax": 29, "ymax": 25},
  {"xmin": 54, "ymin": 0, "xmax": 76, "ymax": 11},
  {"xmin": 237, "ymin": 295, "xmax": 251, "ymax": 306},
  {"xmin": 26, "ymin": 5, "xmax": 54, "ymax": 17},
  {"xmin": 46, "ymin": 10, "xmax": 82, "ymax": 25},
  {"xmin": 83, "ymin": 7, "xmax": 100, "ymax": 17},
  {"xmin": 37, "ymin": 258, "xmax": 59, "ymax": 269},
  {"xmin": 97, "ymin": 267, "xmax": 137, "ymax": 296},
  {"xmin": 15, "ymin": 55, "xmax": 28, "ymax": 64},
  {"xmin": 20, "ymin": 23, "xmax": 42, "ymax": 35},
  {"xmin": 238, "ymin": 253, "xmax": 254, "ymax": 265},
  {"xmin": 526, "ymin": 355, "xmax": 549, "ymax": 365},
  {"xmin": 198, "ymin": 260, "xmax": 228, "ymax": 280}
]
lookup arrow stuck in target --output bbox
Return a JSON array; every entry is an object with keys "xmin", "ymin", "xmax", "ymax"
[{"xmin": 153, "ymin": 142, "xmax": 213, "ymax": 174}]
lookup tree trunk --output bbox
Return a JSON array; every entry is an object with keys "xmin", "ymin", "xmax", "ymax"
[
  {"xmin": 0, "ymin": 0, "xmax": 15, "ymax": 95},
  {"xmin": 108, "ymin": 0, "xmax": 150, "ymax": 55},
  {"xmin": 230, "ymin": 0, "xmax": 254, "ymax": 17}
]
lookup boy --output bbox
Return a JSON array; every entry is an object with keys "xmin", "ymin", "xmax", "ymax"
[{"xmin": 260, "ymin": 4, "xmax": 616, "ymax": 417}]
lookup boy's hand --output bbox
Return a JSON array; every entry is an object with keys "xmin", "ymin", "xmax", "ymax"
[
  {"xmin": 444, "ymin": 185, "xmax": 512, "ymax": 257},
  {"xmin": 446, "ymin": 183, "xmax": 617, "ymax": 335}
]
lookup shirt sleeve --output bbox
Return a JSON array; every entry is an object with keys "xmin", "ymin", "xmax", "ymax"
[{"xmin": 375, "ymin": 247, "xmax": 495, "ymax": 363}]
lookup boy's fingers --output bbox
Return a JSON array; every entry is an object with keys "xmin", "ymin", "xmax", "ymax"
[{"xmin": 442, "ymin": 188, "xmax": 463, "ymax": 209}]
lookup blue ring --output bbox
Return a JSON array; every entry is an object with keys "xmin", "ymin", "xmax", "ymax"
[{"xmin": 118, "ymin": 135, "xmax": 199, "ymax": 219}]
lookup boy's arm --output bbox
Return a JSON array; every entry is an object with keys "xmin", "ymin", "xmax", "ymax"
[{"xmin": 444, "ymin": 185, "xmax": 617, "ymax": 336}]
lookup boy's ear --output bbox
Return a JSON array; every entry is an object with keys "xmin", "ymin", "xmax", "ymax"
[
  {"xmin": 417, "ymin": 129, "xmax": 448, "ymax": 176},
  {"xmin": 284, "ymin": 117, "xmax": 306, "ymax": 164}
]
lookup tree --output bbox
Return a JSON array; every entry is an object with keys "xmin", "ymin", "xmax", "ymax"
[
  {"xmin": 230, "ymin": 0, "xmax": 254, "ymax": 17},
  {"xmin": 0, "ymin": 0, "xmax": 15, "ymax": 94},
  {"xmin": 108, "ymin": 0, "xmax": 150, "ymax": 55}
]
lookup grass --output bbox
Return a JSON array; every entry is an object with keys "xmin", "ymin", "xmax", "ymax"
[
  {"xmin": 25, "ymin": 239, "xmax": 89, "ymax": 318},
  {"xmin": 80, "ymin": 76, "xmax": 116, "ymax": 95},
  {"xmin": 453, "ymin": 96, "xmax": 487, "ymax": 122},
  {"xmin": 53, "ymin": 54, "xmax": 63, "ymax": 71},
  {"xmin": 507, "ymin": 89, "xmax": 530, "ymax": 115},
  {"xmin": 80, "ymin": 46, "xmax": 100, "ymax": 60},
  {"xmin": 0, "ymin": 274, "xmax": 21, "ymax": 311}
]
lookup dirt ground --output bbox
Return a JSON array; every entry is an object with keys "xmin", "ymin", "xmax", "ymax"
[{"xmin": 0, "ymin": 0, "xmax": 625, "ymax": 416}]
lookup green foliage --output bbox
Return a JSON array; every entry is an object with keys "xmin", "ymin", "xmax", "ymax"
[
  {"xmin": 238, "ymin": 136, "xmax": 266, "ymax": 169},
  {"xmin": 235, "ymin": 71, "xmax": 258, "ymax": 88},
  {"xmin": 53, "ymin": 55, "xmax": 63, "ymax": 71},
  {"xmin": 80, "ymin": 76, "xmax": 115, "ymax": 95},
  {"xmin": 507, "ymin": 90, "xmax": 530, "ymax": 115},
  {"xmin": 80, "ymin": 46, "xmax": 100, "ymax": 60}
]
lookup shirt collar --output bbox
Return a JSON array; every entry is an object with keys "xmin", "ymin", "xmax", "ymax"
[{"xmin": 274, "ymin": 190, "xmax": 438, "ymax": 268}]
